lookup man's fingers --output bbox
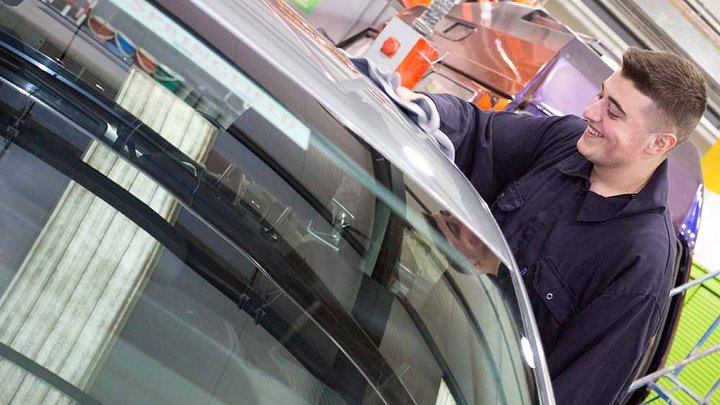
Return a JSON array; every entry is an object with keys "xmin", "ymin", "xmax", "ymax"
[
  {"xmin": 396, "ymin": 86, "xmax": 418, "ymax": 101},
  {"xmin": 432, "ymin": 212, "xmax": 459, "ymax": 244},
  {"xmin": 459, "ymin": 224, "xmax": 481, "ymax": 247}
]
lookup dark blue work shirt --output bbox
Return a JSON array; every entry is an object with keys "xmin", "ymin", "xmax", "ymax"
[{"xmin": 428, "ymin": 94, "xmax": 676, "ymax": 405}]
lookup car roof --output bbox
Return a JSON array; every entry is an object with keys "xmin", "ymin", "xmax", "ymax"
[{"xmin": 157, "ymin": 0, "xmax": 515, "ymax": 265}]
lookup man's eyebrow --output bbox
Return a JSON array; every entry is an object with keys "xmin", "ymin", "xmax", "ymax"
[{"xmin": 601, "ymin": 83, "xmax": 627, "ymax": 116}]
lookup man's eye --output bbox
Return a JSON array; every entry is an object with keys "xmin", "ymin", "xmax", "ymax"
[
  {"xmin": 608, "ymin": 110, "xmax": 620, "ymax": 120},
  {"xmin": 595, "ymin": 93, "xmax": 603, "ymax": 100}
]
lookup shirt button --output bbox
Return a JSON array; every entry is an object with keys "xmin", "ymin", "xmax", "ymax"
[{"xmin": 546, "ymin": 293, "xmax": 553, "ymax": 300}]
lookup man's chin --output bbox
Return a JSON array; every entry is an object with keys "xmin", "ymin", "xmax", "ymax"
[
  {"xmin": 577, "ymin": 137, "xmax": 589, "ymax": 154},
  {"xmin": 577, "ymin": 138, "xmax": 597, "ymax": 163}
]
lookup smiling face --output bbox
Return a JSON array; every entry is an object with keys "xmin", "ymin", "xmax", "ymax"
[{"xmin": 578, "ymin": 69, "xmax": 672, "ymax": 168}]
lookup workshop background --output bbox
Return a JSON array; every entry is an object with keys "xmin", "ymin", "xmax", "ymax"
[{"xmin": 288, "ymin": 0, "xmax": 720, "ymax": 403}]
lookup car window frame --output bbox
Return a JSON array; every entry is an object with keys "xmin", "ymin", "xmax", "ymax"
[{"xmin": 0, "ymin": 32, "xmax": 418, "ymax": 404}]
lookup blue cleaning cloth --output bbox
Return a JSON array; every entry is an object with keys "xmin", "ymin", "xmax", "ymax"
[{"xmin": 351, "ymin": 57, "xmax": 455, "ymax": 161}]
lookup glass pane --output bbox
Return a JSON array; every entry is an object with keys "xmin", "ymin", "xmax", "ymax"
[
  {"xmin": 0, "ymin": 1, "xmax": 536, "ymax": 404},
  {"xmin": 0, "ymin": 92, "xmax": 367, "ymax": 405}
]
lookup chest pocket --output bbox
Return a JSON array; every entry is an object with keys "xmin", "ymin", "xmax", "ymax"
[
  {"xmin": 494, "ymin": 181, "xmax": 525, "ymax": 212},
  {"xmin": 530, "ymin": 257, "xmax": 579, "ymax": 325}
]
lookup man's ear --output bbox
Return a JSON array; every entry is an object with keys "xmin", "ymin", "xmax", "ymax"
[{"xmin": 647, "ymin": 132, "xmax": 677, "ymax": 155}]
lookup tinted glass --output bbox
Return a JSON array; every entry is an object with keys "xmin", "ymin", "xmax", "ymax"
[{"xmin": 0, "ymin": 1, "xmax": 536, "ymax": 404}]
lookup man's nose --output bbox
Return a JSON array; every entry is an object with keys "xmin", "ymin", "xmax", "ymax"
[{"xmin": 583, "ymin": 98, "xmax": 602, "ymax": 122}]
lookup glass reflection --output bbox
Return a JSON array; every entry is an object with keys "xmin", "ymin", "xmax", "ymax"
[
  {"xmin": 0, "ymin": 0, "xmax": 536, "ymax": 404},
  {"xmin": 432, "ymin": 211, "xmax": 501, "ymax": 276}
]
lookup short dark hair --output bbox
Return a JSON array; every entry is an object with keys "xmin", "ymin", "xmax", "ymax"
[{"xmin": 621, "ymin": 47, "xmax": 707, "ymax": 143}]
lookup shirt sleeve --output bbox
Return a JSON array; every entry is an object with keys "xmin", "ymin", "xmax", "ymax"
[
  {"xmin": 547, "ymin": 292, "xmax": 661, "ymax": 405},
  {"xmin": 426, "ymin": 93, "xmax": 586, "ymax": 201}
]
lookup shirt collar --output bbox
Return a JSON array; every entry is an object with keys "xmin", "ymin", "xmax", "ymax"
[
  {"xmin": 555, "ymin": 152, "xmax": 592, "ymax": 180},
  {"xmin": 555, "ymin": 152, "xmax": 669, "ymax": 223}
]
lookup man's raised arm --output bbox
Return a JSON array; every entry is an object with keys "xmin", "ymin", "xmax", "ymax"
[{"xmin": 425, "ymin": 93, "xmax": 587, "ymax": 202}]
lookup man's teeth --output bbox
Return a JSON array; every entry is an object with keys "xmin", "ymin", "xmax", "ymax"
[{"xmin": 588, "ymin": 127, "xmax": 603, "ymax": 137}]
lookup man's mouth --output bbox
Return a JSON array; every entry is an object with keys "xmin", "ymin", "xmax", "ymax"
[{"xmin": 586, "ymin": 125, "xmax": 604, "ymax": 138}]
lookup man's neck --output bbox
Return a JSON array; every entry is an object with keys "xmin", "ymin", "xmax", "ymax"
[{"xmin": 589, "ymin": 162, "xmax": 658, "ymax": 197}]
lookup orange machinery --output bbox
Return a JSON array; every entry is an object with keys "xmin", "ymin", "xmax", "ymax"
[
  {"xmin": 346, "ymin": 2, "xmax": 559, "ymax": 111},
  {"xmin": 401, "ymin": 0, "xmax": 432, "ymax": 7}
]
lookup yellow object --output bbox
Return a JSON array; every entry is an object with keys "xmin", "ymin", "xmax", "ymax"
[
  {"xmin": 492, "ymin": 97, "xmax": 512, "ymax": 111},
  {"xmin": 702, "ymin": 140, "xmax": 720, "ymax": 193},
  {"xmin": 514, "ymin": 0, "xmax": 539, "ymax": 6}
]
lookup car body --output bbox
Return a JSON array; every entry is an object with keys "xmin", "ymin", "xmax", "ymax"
[{"xmin": 0, "ymin": 0, "xmax": 551, "ymax": 404}]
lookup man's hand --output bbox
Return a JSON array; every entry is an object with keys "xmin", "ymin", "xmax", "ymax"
[
  {"xmin": 432, "ymin": 211, "xmax": 500, "ymax": 275},
  {"xmin": 396, "ymin": 86, "xmax": 440, "ymax": 117},
  {"xmin": 396, "ymin": 86, "xmax": 420, "ymax": 101}
]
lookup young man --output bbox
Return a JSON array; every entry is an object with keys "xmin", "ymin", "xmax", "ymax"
[{"xmin": 425, "ymin": 48, "xmax": 707, "ymax": 404}]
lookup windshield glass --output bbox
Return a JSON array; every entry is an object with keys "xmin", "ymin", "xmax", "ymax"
[{"xmin": 0, "ymin": 1, "xmax": 536, "ymax": 404}]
